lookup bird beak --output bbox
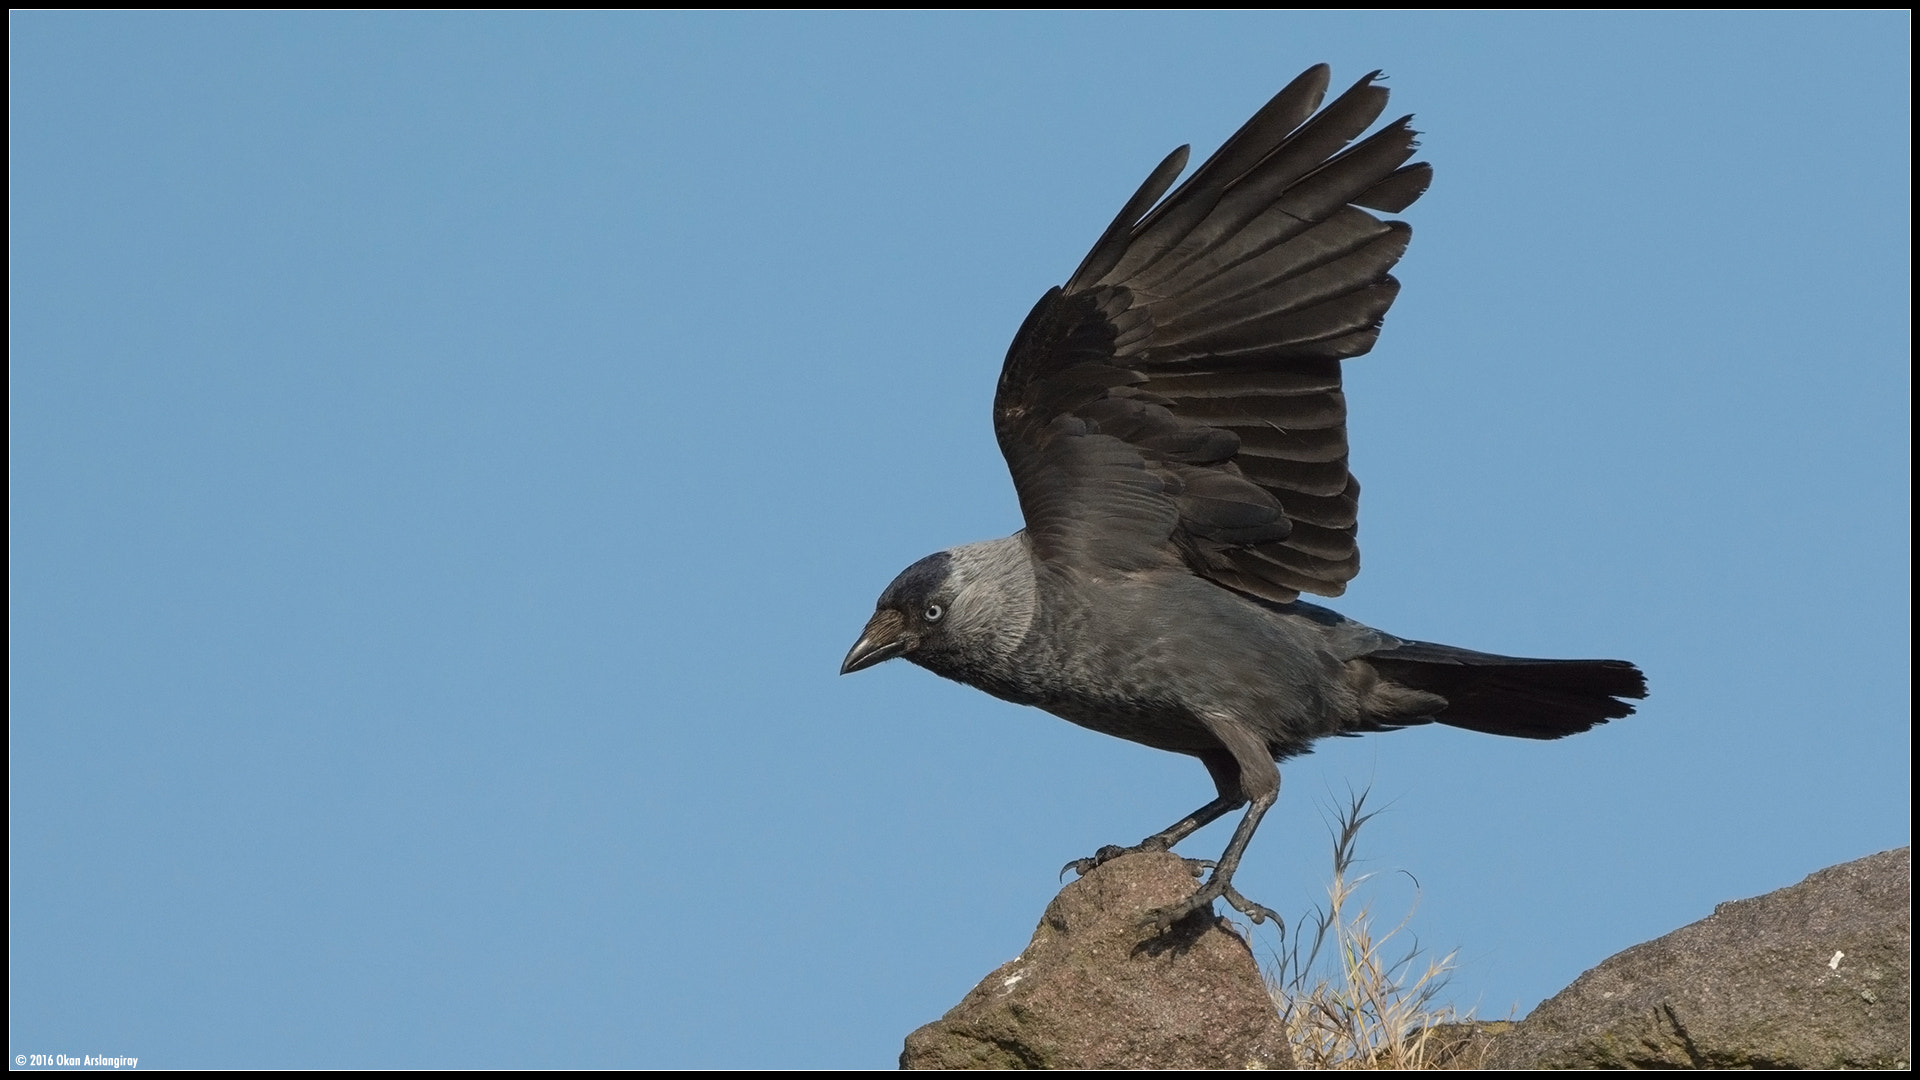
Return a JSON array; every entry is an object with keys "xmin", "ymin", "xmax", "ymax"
[{"xmin": 841, "ymin": 609, "xmax": 909, "ymax": 675}]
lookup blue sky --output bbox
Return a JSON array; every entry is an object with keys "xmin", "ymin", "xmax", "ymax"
[{"xmin": 11, "ymin": 12, "xmax": 1909, "ymax": 1069}]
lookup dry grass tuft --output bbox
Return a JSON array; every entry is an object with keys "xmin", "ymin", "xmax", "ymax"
[{"xmin": 1267, "ymin": 790, "xmax": 1486, "ymax": 1070}]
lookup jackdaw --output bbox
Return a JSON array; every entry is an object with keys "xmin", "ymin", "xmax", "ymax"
[{"xmin": 841, "ymin": 64, "xmax": 1648, "ymax": 929}]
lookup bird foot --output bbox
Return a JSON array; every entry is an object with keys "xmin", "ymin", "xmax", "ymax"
[
  {"xmin": 1061, "ymin": 843, "xmax": 1213, "ymax": 880},
  {"xmin": 1141, "ymin": 876, "xmax": 1283, "ymax": 934},
  {"xmin": 1222, "ymin": 883, "xmax": 1282, "ymax": 931}
]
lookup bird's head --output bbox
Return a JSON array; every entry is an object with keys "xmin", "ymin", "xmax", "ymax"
[
  {"xmin": 840, "ymin": 536, "xmax": 1038, "ymax": 678},
  {"xmin": 840, "ymin": 551, "xmax": 955, "ymax": 675}
]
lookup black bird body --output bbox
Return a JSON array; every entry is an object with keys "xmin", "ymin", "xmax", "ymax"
[
  {"xmin": 843, "ymin": 65, "xmax": 1646, "ymax": 928},
  {"xmin": 901, "ymin": 541, "xmax": 1382, "ymax": 755}
]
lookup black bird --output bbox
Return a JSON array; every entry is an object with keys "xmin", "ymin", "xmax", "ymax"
[{"xmin": 841, "ymin": 64, "xmax": 1647, "ymax": 929}]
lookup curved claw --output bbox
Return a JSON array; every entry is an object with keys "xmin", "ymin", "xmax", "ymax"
[
  {"xmin": 1061, "ymin": 843, "xmax": 1147, "ymax": 880},
  {"xmin": 1222, "ymin": 883, "xmax": 1282, "ymax": 931}
]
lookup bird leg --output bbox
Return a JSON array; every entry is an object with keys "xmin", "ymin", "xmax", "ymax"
[
  {"xmin": 1061, "ymin": 791, "xmax": 1243, "ymax": 880},
  {"xmin": 1143, "ymin": 789, "xmax": 1281, "ymax": 931}
]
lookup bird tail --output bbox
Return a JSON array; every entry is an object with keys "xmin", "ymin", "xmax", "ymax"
[{"xmin": 1362, "ymin": 641, "xmax": 1647, "ymax": 740}]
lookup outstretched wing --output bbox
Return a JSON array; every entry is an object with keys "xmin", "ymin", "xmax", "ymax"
[{"xmin": 995, "ymin": 65, "xmax": 1430, "ymax": 600}]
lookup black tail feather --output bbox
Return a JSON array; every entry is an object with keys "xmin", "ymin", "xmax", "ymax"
[{"xmin": 1366, "ymin": 641, "xmax": 1647, "ymax": 740}]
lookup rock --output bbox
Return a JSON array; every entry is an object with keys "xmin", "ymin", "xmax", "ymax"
[
  {"xmin": 1422, "ymin": 1020, "xmax": 1513, "ymax": 1069},
  {"xmin": 1487, "ymin": 847, "xmax": 1910, "ymax": 1069},
  {"xmin": 900, "ymin": 852, "xmax": 1292, "ymax": 1069}
]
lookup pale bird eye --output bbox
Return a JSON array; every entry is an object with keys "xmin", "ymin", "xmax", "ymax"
[{"xmin": 924, "ymin": 604, "xmax": 945, "ymax": 622}]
